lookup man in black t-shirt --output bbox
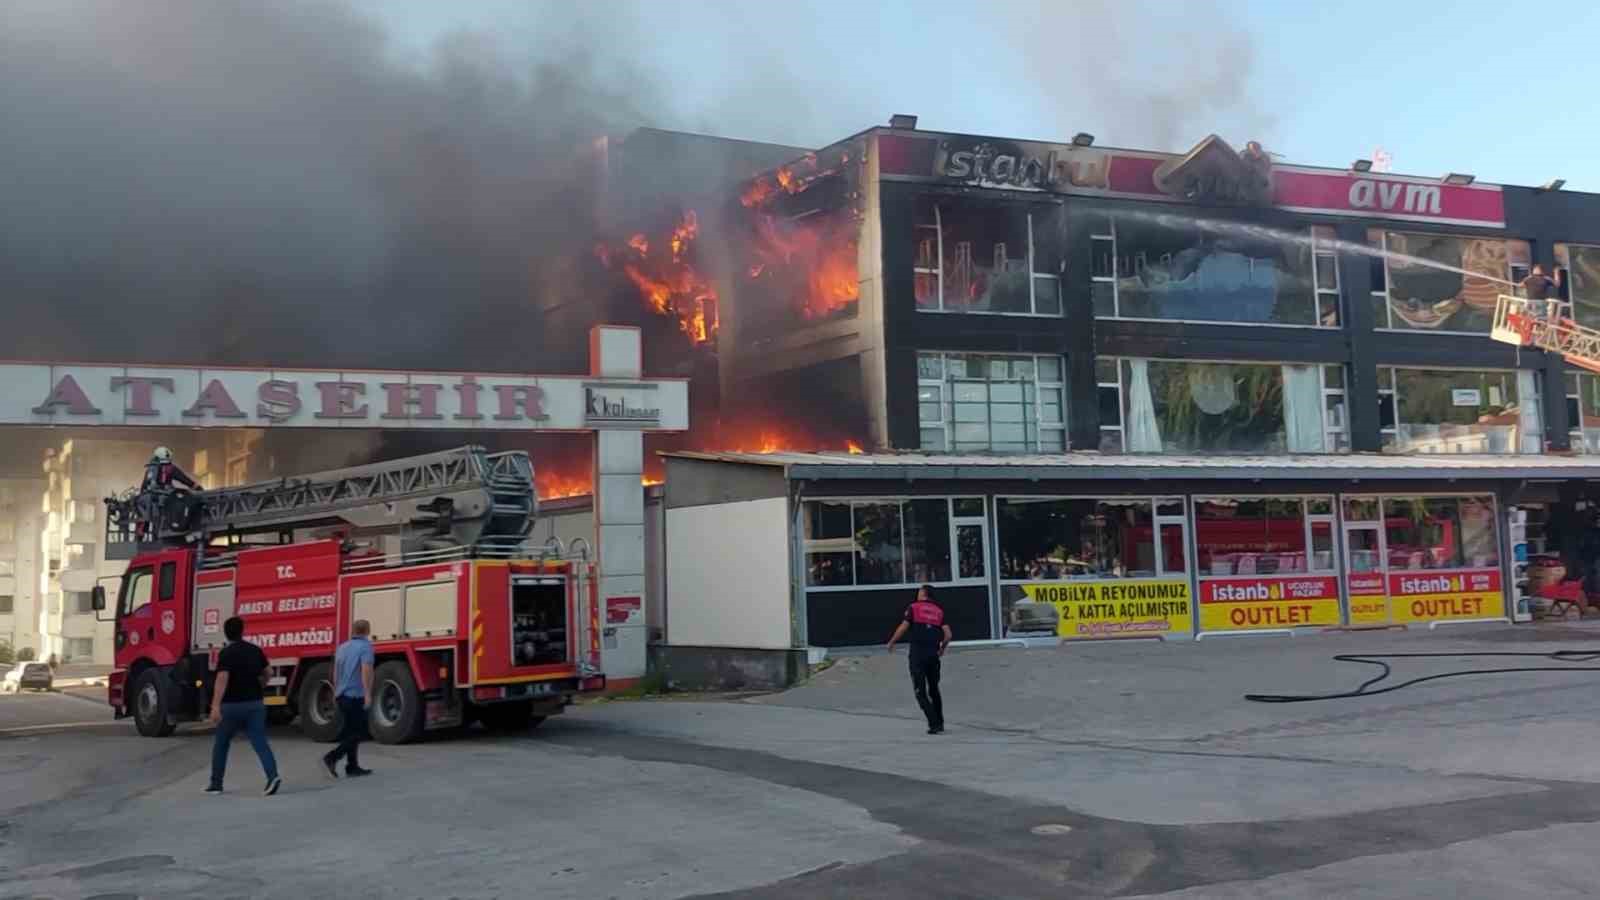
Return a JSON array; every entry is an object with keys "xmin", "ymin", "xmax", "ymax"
[
  {"xmin": 886, "ymin": 584, "xmax": 953, "ymax": 734},
  {"xmin": 207, "ymin": 616, "xmax": 281, "ymax": 796}
]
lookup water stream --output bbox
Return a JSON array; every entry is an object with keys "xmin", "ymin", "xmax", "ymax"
[{"xmin": 1110, "ymin": 208, "xmax": 1518, "ymax": 287}]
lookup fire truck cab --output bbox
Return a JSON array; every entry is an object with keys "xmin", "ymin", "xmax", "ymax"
[{"xmin": 97, "ymin": 447, "xmax": 604, "ymax": 742}]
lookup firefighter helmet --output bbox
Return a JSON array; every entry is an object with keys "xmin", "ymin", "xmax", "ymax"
[{"xmin": 151, "ymin": 446, "xmax": 173, "ymax": 464}]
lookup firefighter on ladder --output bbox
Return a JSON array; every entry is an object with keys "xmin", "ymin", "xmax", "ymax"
[
  {"xmin": 1520, "ymin": 265, "xmax": 1568, "ymax": 322},
  {"xmin": 136, "ymin": 447, "xmax": 199, "ymax": 540}
]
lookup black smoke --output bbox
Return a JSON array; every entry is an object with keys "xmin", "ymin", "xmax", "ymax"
[{"xmin": 0, "ymin": 0, "xmax": 656, "ymax": 372}]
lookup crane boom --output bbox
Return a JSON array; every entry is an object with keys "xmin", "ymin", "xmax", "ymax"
[
  {"xmin": 105, "ymin": 446, "xmax": 537, "ymax": 560},
  {"xmin": 1492, "ymin": 294, "xmax": 1600, "ymax": 373}
]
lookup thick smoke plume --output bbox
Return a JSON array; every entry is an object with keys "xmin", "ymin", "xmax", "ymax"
[
  {"xmin": 0, "ymin": 0, "xmax": 658, "ymax": 372},
  {"xmin": 1010, "ymin": 0, "xmax": 1274, "ymax": 152}
]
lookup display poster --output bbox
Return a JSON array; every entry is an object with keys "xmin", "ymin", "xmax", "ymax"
[
  {"xmin": 1348, "ymin": 572, "xmax": 1390, "ymax": 625},
  {"xmin": 1017, "ymin": 579, "xmax": 1192, "ymax": 640},
  {"xmin": 1199, "ymin": 576, "xmax": 1341, "ymax": 631},
  {"xmin": 1388, "ymin": 569, "xmax": 1504, "ymax": 624}
]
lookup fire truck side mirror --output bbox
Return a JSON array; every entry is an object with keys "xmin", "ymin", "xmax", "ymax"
[{"xmin": 91, "ymin": 585, "xmax": 107, "ymax": 612}]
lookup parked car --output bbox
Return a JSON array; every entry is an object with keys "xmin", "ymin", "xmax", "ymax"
[{"xmin": 1, "ymin": 662, "xmax": 53, "ymax": 693}]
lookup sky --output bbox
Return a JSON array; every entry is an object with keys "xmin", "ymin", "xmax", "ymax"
[{"xmin": 362, "ymin": 0, "xmax": 1599, "ymax": 191}]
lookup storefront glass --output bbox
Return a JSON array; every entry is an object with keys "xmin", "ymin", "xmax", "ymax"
[
  {"xmin": 802, "ymin": 497, "xmax": 986, "ymax": 589},
  {"xmin": 1344, "ymin": 494, "xmax": 1504, "ymax": 625},
  {"xmin": 1194, "ymin": 496, "xmax": 1340, "ymax": 632},
  {"xmin": 996, "ymin": 496, "xmax": 1191, "ymax": 641}
]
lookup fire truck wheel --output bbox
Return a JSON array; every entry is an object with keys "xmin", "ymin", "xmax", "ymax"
[
  {"xmin": 297, "ymin": 662, "xmax": 341, "ymax": 743},
  {"xmin": 370, "ymin": 661, "xmax": 425, "ymax": 745},
  {"xmin": 131, "ymin": 668, "xmax": 177, "ymax": 738},
  {"xmin": 480, "ymin": 701, "xmax": 543, "ymax": 733}
]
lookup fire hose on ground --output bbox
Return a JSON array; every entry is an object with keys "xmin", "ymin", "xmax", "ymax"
[{"xmin": 1244, "ymin": 650, "xmax": 1600, "ymax": 703}]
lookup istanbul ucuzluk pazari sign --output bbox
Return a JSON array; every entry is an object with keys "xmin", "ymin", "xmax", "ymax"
[{"xmin": 0, "ymin": 364, "xmax": 688, "ymax": 431}]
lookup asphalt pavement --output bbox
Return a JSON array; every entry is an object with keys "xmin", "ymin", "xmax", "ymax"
[{"xmin": 7, "ymin": 623, "xmax": 1600, "ymax": 898}]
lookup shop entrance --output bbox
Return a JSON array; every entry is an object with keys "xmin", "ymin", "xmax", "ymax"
[
  {"xmin": 1340, "ymin": 494, "xmax": 1505, "ymax": 628},
  {"xmin": 1343, "ymin": 513, "xmax": 1389, "ymax": 625}
]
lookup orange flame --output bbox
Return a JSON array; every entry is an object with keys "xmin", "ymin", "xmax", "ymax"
[
  {"xmin": 537, "ymin": 470, "xmax": 593, "ymax": 501},
  {"xmin": 748, "ymin": 213, "xmax": 860, "ymax": 319},
  {"xmin": 847, "ymin": 441, "xmax": 864, "ymax": 454},
  {"xmin": 599, "ymin": 210, "xmax": 718, "ymax": 345}
]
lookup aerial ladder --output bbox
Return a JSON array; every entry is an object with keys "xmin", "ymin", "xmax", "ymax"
[
  {"xmin": 104, "ymin": 446, "xmax": 539, "ymax": 561},
  {"xmin": 1492, "ymin": 294, "xmax": 1600, "ymax": 374}
]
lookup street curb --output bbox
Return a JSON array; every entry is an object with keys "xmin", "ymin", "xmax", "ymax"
[{"xmin": 53, "ymin": 689, "xmax": 107, "ymax": 707}]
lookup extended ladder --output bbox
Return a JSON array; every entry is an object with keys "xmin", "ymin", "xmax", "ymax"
[
  {"xmin": 1492, "ymin": 294, "xmax": 1600, "ymax": 374},
  {"xmin": 105, "ymin": 446, "xmax": 537, "ymax": 560}
]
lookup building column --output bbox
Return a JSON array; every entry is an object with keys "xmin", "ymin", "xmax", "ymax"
[{"xmin": 589, "ymin": 326, "xmax": 648, "ymax": 682}]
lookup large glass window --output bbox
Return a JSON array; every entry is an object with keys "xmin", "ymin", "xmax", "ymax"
[
  {"xmin": 1380, "ymin": 367, "xmax": 1541, "ymax": 454},
  {"xmin": 1193, "ymin": 497, "xmax": 1336, "ymax": 576},
  {"xmin": 1088, "ymin": 214, "xmax": 1328, "ymax": 326},
  {"xmin": 1369, "ymin": 230, "xmax": 1530, "ymax": 333},
  {"xmin": 1556, "ymin": 243, "xmax": 1600, "ymax": 329},
  {"xmin": 1101, "ymin": 359, "xmax": 1347, "ymax": 454},
  {"xmin": 1382, "ymin": 496, "xmax": 1499, "ymax": 569},
  {"xmin": 803, "ymin": 498, "xmax": 985, "ymax": 587},
  {"xmin": 914, "ymin": 198, "xmax": 1061, "ymax": 315},
  {"xmin": 918, "ymin": 352, "xmax": 1066, "ymax": 452},
  {"xmin": 996, "ymin": 497, "xmax": 1187, "ymax": 580},
  {"xmin": 1567, "ymin": 372, "xmax": 1600, "ymax": 453}
]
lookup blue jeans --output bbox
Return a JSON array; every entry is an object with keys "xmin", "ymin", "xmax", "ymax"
[{"xmin": 210, "ymin": 700, "xmax": 279, "ymax": 787}]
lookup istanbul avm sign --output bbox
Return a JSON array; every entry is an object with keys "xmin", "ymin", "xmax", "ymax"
[{"xmin": 0, "ymin": 364, "xmax": 688, "ymax": 432}]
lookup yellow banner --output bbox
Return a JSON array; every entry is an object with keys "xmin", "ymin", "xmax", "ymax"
[
  {"xmin": 1200, "ymin": 599, "xmax": 1341, "ymax": 631},
  {"xmin": 1348, "ymin": 596, "xmax": 1390, "ymax": 625},
  {"xmin": 1020, "ymin": 580, "xmax": 1192, "ymax": 640},
  {"xmin": 1390, "ymin": 592, "xmax": 1504, "ymax": 624}
]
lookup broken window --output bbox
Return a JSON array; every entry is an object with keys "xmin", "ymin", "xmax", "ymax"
[
  {"xmin": 1371, "ymin": 231, "xmax": 1529, "ymax": 333},
  {"xmin": 1089, "ymin": 213, "xmax": 1320, "ymax": 325},
  {"xmin": 913, "ymin": 197, "xmax": 1061, "ymax": 315}
]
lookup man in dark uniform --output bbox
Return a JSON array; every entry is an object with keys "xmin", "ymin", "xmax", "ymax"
[
  {"xmin": 886, "ymin": 584, "xmax": 952, "ymax": 734},
  {"xmin": 136, "ymin": 446, "xmax": 199, "ymax": 539}
]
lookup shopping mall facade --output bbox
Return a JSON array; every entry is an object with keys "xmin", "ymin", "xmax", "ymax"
[{"xmin": 650, "ymin": 120, "xmax": 1600, "ymax": 685}]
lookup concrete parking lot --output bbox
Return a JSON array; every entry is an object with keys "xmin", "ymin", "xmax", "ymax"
[{"xmin": 8, "ymin": 624, "xmax": 1600, "ymax": 898}]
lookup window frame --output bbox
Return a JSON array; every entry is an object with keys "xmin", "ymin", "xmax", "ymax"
[
  {"xmin": 1380, "ymin": 365, "xmax": 1542, "ymax": 454},
  {"xmin": 117, "ymin": 567, "xmax": 154, "ymax": 618},
  {"xmin": 1097, "ymin": 356, "xmax": 1350, "ymax": 454},
  {"xmin": 995, "ymin": 494, "xmax": 1191, "ymax": 583},
  {"xmin": 914, "ymin": 199, "xmax": 1062, "ymax": 317},
  {"xmin": 802, "ymin": 496, "xmax": 991, "ymax": 592},
  {"xmin": 917, "ymin": 352, "xmax": 1067, "ymax": 453},
  {"xmin": 1091, "ymin": 216, "xmax": 1335, "ymax": 329},
  {"xmin": 1191, "ymin": 495, "xmax": 1339, "ymax": 579},
  {"xmin": 1370, "ymin": 229, "xmax": 1530, "ymax": 335}
]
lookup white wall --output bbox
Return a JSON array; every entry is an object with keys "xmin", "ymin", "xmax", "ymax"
[{"xmin": 666, "ymin": 497, "xmax": 792, "ymax": 649}]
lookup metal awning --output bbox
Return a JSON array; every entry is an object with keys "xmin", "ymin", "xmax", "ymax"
[{"xmin": 661, "ymin": 450, "xmax": 1600, "ymax": 483}]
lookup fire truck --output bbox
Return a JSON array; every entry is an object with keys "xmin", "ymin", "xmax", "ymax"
[{"xmin": 93, "ymin": 446, "xmax": 604, "ymax": 743}]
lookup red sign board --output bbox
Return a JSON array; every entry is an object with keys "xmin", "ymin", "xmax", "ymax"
[
  {"xmin": 877, "ymin": 132, "xmax": 1506, "ymax": 227},
  {"xmin": 606, "ymin": 595, "xmax": 642, "ymax": 625},
  {"xmin": 1198, "ymin": 576, "xmax": 1339, "ymax": 604}
]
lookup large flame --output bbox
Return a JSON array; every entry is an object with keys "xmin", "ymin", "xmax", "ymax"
[
  {"xmin": 598, "ymin": 210, "xmax": 717, "ymax": 345},
  {"xmin": 747, "ymin": 213, "xmax": 860, "ymax": 319}
]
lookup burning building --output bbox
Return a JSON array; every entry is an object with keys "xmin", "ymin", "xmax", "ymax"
[{"xmin": 631, "ymin": 116, "xmax": 1600, "ymax": 686}]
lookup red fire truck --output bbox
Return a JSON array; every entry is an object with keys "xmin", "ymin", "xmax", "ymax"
[{"xmin": 94, "ymin": 446, "xmax": 604, "ymax": 743}]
